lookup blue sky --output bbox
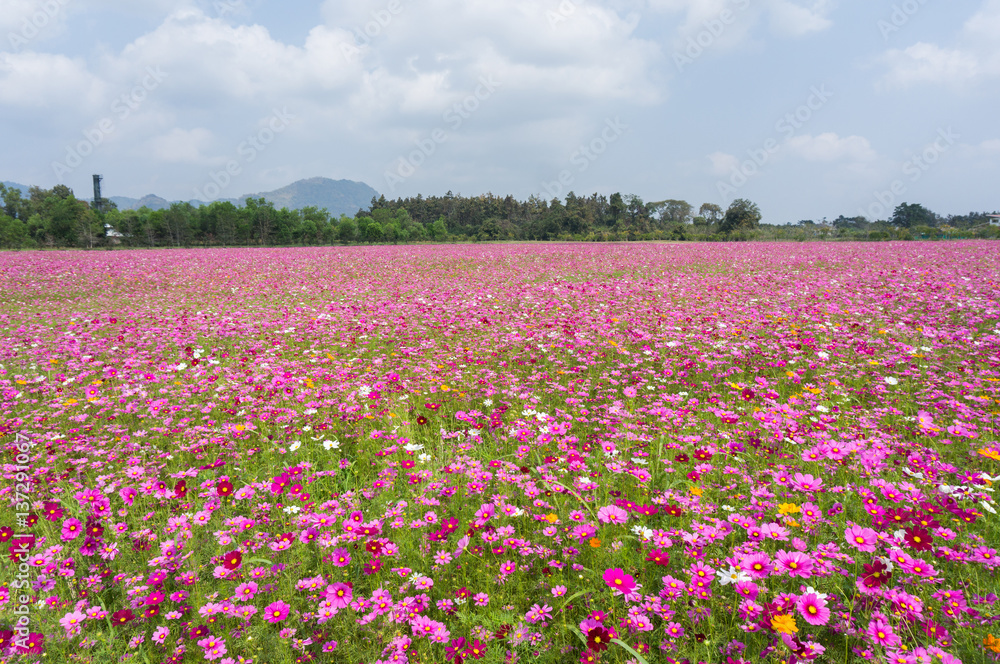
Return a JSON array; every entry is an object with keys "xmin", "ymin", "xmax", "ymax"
[{"xmin": 1, "ymin": 0, "xmax": 997, "ymax": 223}]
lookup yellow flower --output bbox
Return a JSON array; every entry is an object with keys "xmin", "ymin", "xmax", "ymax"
[
  {"xmin": 544, "ymin": 513, "xmax": 558, "ymax": 524},
  {"xmin": 689, "ymin": 486, "xmax": 703, "ymax": 497},
  {"xmin": 771, "ymin": 614, "xmax": 798, "ymax": 635},
  {"xmin": 778, "ymin": 503, "xmax": 801, "ymax": 515}
]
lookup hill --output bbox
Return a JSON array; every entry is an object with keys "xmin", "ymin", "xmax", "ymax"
[
  {"xmin": 234, "ymin": 178, "xmax": 378, "ymax": 217},
  {"xmin": 5, "ymin": 178, "xmax": 378, "ymax": 218}
]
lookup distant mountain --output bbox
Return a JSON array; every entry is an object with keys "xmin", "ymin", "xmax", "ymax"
[
  {"xmin": 110, "ymin": 178, "xmax": 378, "ymax": 217},
  {"xmin": 4, "ymin": 177, "xmax": 379, "ymax": 217},
  {"xmin": 233, "ymin": 178, "xmax": 379, "ymax": 217},
  {"xmin": 1, "ymin": 181, "xmax": 30, "ymax": 196},
  {"xmin": 110, "ymin": 194, "xmax": 172, "ymax": 211}
]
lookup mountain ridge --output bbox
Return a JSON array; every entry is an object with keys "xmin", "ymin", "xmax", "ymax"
[{"xmin": 2, "ymin": 177, "xmax": 379, "ymax": 217}]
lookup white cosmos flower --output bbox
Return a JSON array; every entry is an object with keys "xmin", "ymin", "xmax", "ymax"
[
  {"xmin": 323, "ymin": 439, "xmax": 340, "ymax": 451},
  {"xmin": 884, "ymin": 376, "xmax": 898, "ymax": 386},
  {"xmin": 289, "ymin": 441, "xmax": 302, "ymax": 452},
  {"xmin": 716, "ymin": 567, "xmax": 750, "ymax": 586},
  {"xmin": 418, "ymin": 453, "xmax": 432, "ymax": 463}
]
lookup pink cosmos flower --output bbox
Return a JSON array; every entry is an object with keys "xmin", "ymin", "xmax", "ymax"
[
  {"xmin": 263, "ymin": 600, "xmax": 290, "ymax": 623},
  {"xmin": 326, "ymin": 583, "xmax": 352, "ymax": 609},
  {"xmin": 845, "ymin": 524, "xmax": 879, "ymax": 553},
  {"xmin": 866, "ymin": 615, "xmax": 901, "ymax": 647},
  {"xmin": 774, "ymin": 550, "xmax": 814, "ymax": 578},
  {"xmin": 59, "ymin": 611, "xmax": 86, "ymax": 635},
  {"xmin": 60, "ymin": 518, "xmax": 83, "ymax": 541},
  {"xmin": 234, "ymin": 581, "xmax": 258, "ymax": 601},
  {"xmin": 597, "ymin": 505, "xmax": 629, "ymax": 524},
  {"xmin": 796, "ymin": 593, "xmax": 830, "ymax": 626},
  {"xmin": 602, "ymin": 568, "xmax": 636, "ymax": 594}
]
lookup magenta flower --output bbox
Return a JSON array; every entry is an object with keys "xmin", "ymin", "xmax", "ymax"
[
  {"xmin": 796, "ymin": 593, "xmax": 830, "ymax": 626},
  {"xmin": 263, "ymin": 600, "xmax": 290, "ymax": 623},
  {"xmin": 325, "ymin": 583, "xmax": 352, "ymax": 609},
  {"xmin": 60, "ymin": 518, "xmax": 82, "ymax": 541},
  {"xmin": 774, "ymin": 550, "xmax": 814, "ymax": 578},
  {"xmin": 866, "ymin": 615, "xmax": 901, "ymax": 647},
  {"xmin": 602, "ymin": 568, "xmax": 636, "ymax": 594}
]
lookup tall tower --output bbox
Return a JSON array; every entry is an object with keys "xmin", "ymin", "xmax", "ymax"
[{"xmin": 93, "ymin": 174, "xmax": 103, "ymax": 213}]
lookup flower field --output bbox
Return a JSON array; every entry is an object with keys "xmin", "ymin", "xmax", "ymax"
[{"xmin": 2, "ymin": 242, "xmax": 1000, "ymax": 664}]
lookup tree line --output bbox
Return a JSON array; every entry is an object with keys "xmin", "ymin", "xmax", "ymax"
[{"xmin": 0, "ymin": 182, "xmax": 995, "ymax": 249}]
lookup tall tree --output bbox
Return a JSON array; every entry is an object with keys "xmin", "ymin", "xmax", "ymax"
[
  {"xmin": 720, "ymin": 199, "xmax": 761, "ymax": 234},
  {"xmin": 890, "ymin": 203, "xmax": 936, "ymax": 228}
]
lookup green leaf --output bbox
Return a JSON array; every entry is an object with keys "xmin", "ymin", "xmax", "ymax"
[
  {"xmin": 568, "ymin": 626, "xmax": 589, "ymax": 649},
  {"xmin": 558, "ymin": 589, "xmax": 592, "ymax": 612},
  {"xmin": 611, "ymin": 638, "xmax": 651, "ymax": 664},
  {"xmin": 247, "ymin": 557, "xmax": 275, "ymax": 567}
]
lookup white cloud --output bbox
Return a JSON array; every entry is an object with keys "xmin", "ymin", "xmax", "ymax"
[
  {"xmin": 146, "ymin": 127, "xmax": 215, "ymax": 164},
  {"xmin": 784, "ymin": 132, "xmax": 877, "ymax": 162},
  {"xmin": 648, "ymin": 0, "xmax": 834, "ymax": 54},
  {"xmin": 0, "ymin": 0, "xmax": 68, "ymax": 34},
  {"xmin": 881, "ymin": 42, "xmax": 979, "ymax": 87},
  {"xmin": 879, "ymin": 0, "xmax": 1000, "ymax": 87},
  {"xmin": 0, "ymin": 51, "xmax": 106, "ymax": 110},
  {"xmin": 707, "ymin": 151, "xmax": 740, "ymax": 175},
  {"xmin": 766, "ymin": 0, "xmax": 834, "ymax": 37}
]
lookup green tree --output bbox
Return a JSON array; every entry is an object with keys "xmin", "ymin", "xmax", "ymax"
[
  {"xmin": 890, "ymin": 203, "xmax": 936, "ymax": 228},
  {"xmin": 430, "ymin": 217, "xmax": 448, "ymax": 241},
  {"xmin": 653, "ymin": 199, "xmax": 693, "ymax": 225},
  {"xmin": 364, "ymin": 221, "xmax": 384, "ymax": 243},
  {"xmin": 699, "ymin": 203, "xmax": 723, "ymax": 225},
  {"xmin": 720, "ymin": 198, "xmax": 761, "ymax": 234},
  {"xmin": 337, "ymin": 218, "xmax": 357, "ymax": 244}
]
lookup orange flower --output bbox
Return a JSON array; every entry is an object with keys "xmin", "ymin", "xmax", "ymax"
[
  {"xmin": 589, "ymin": 538, "xmax": 601, "ymax": 548},
  {"xmin": 978, "ymin": 448, "xmax": 1000, "ymax": 462},
  {"xmin": 986, "ymin": 634, "xmax": 1000, "ymax": 653},
  {"xmin": 771, "ymin": 614, "xmax": 798, "ymax": 635}
]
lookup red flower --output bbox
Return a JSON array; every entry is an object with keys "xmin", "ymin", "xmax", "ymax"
[
  {"xmin": 903, "ymin": 526, "xmax": 933, "ymax": 551},
  {"xmin": 43, "ymin": 502, "xmax": 64, "ymax": 521},
  {"xmin": 464, "ymin": 639, "xmax": 488, "ymax": 660},
  {"xmin": 217, "ymin": 480, "xmax": 233, "ymax": 497},
  {"xmin": 112, "ymin": 609, "xmax": 135, "ymax": 625},
  {"xmin": 645, "ymin": 548, "xmax": 670, "ymax": 566},
  {"xmin": 223, "ymin": 550, "xmax": 243, "ymax": 570},
  {"xmin": 586, "ymin": 627, "xmax": 613, "ymax": 652}
]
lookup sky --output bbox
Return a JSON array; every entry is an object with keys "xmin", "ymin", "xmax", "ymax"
[{"xmin": 1, "ymin": 0, "xmax": 998, "ymax": 224}]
